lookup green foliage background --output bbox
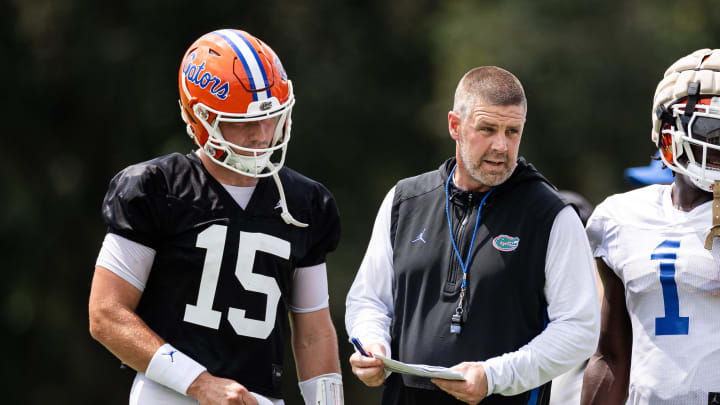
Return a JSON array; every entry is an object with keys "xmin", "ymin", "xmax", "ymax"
[{"xmin": 2, "ymin": 0, "xmax": 718, "ymax": 403}]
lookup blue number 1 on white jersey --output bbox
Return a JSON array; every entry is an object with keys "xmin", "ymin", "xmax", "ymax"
[{"xmin": 650, "ymin": 240, "xmax": 689, "ymax": 335}]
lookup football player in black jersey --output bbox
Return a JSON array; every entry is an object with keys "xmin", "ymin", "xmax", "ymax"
[{"xmin": 89, "ymin": 29, "xmax": 344, "ymax": 405}]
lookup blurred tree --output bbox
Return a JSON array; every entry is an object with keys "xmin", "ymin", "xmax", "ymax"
[{"xmin": 425, "ymin": 0, "xmax": 720, "ymax": 203}]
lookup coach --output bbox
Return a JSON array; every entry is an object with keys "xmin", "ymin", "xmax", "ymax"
[{"xmin": 345, "ymin": 66, "xmax": 599, "ymax": 405}]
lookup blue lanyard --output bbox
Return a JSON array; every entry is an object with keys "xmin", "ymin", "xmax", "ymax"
[{"xmin": 445, "ymin": 165, "xmax": 495, "ymax": 289}]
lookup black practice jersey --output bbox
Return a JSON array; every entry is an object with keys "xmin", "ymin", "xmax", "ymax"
[{"xmin": 101, "ymin": 152, "xmax": 341, "ymax": 398}]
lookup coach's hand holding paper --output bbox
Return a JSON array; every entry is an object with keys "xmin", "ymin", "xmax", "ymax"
[
  {"xmin": 432, "ymin": 362, "xmax": 487, "ymax": 404},
  {"xmin": 373, "ymin": 354, "xmax": 466, "ymax": 381}
]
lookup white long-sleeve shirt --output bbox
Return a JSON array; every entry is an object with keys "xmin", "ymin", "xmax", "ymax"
[{"xmin": 345, "ymin": 187, "xmax": 600, "ymax": 396}]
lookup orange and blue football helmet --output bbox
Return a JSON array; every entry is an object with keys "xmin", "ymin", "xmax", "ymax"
[
  {"xmin": 178, "ymin": 29, "xmax": 306, "ymax": 227},
  {"xmin": 179, "ymin": 29, "xmax": 294, "ymax": 178}
]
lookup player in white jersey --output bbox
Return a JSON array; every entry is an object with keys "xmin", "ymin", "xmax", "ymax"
[{"xmin": 581, "ymin": 48, "xmax": 720, "ymax": 405}]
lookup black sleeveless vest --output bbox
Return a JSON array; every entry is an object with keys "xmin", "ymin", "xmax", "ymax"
[{"xmin": 386, "ymin": 157, "xmax": 566, "ymax": 405}]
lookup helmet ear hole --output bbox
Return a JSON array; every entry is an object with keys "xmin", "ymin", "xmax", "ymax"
[{"xmin": 194, "ymin": 105, "xmax": 209, "ymax": 121}]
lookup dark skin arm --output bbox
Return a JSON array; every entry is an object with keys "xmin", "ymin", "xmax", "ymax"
[{"xmin": 580, "ymin": 259, "xmax": 632, "ymax": 405}]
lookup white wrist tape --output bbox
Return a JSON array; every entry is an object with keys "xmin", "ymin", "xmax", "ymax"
[
  {"xmin": 145, "ymin": 343, "xmax": 207, "ymax": 395},
  {"xmin": 250, "ymin": 391, "xmax": 276, "ymax": 405},
  {"xmin": 299, "ymin": 373, "xmax": 343, "ymax": 405}
]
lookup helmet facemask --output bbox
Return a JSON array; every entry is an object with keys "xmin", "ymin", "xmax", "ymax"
[
  {"xmin": 181, "ymin": 71, "xmax": 295, "ymax": 179},
  {"xmin": 660, "ymin": 97, "xmax": 720, "ymax": 192},
  {"xmin": 198, "ymin": 103, "xmax": 293, "ymax": 179}
]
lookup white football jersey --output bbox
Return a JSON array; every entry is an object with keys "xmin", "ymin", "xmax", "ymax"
[{"xmin": 587, "ymin": 184, "xmax": 720, "ymax": 405}]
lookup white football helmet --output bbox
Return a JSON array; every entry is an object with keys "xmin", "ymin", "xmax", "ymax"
[{"xmin": 652, "ymin": 48, "xmax": 720, "ymax": 192}]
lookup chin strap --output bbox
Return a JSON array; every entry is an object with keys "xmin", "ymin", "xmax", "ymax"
[
  {"xmin": 268, "ymin": 161, "xmax": 309, "ymax": 228},
  {"xmin": 704, "ymin": 181, "xmax": 720, "ymax": 250}
]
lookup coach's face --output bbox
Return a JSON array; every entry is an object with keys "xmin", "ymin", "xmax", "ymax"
[{"xmin": 448, "ymin": 102, "xmax": 526, "ymax": 191}]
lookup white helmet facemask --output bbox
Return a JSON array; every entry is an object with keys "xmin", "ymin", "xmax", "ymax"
[
  {"xmin": 198, "ymin": 104, "xmax": 292, "ymax": 179},
  {"xmin": 660, "ymin": 99, "xmax": 720, "ymax": 192},
  {"xmin": 180, "ymin": 75, "xmax": 295, "ymax": 178},
  {"xmin": 181, "ymin": 76, "xmax": 307, "ymax": 227},
  {"xmin": 657, "ymin": 97, "xmax": 720, "ymax": 192}
]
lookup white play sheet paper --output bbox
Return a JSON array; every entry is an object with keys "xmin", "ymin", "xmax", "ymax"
[{"xmin": 374, "ymin": 354, "xmax": 466, "ymax": 381}]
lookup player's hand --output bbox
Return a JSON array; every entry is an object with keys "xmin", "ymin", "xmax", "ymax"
[
  {"xmin": 187, "ymin": 371, "xmax": 259, "ymax": 405},
  {"xmin": 349, "ymin": 342, "xmax": 386, "ymax": 387},
  {"xmin": 431, "ymin": 362, "xmax": 488, "ymax": 405}
]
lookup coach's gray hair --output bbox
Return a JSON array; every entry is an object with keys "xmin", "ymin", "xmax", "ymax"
[{"xmin": 453, "ymin": 66, "xmax": 526, "ymax": 119}]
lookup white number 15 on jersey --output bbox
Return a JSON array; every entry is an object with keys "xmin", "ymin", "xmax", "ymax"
[{"xmin": 183, "ymin": 224, "xmax": 288, "ymax": 339}]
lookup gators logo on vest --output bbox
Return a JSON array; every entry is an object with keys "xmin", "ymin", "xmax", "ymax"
[{"xmin": 492, "ymin": 235, "xmax": 520, "ymax": 252}]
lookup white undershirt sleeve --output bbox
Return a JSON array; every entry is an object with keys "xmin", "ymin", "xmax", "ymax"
[
  {"xmin": 289, "ymin": 263, "xmax": 330, "ymax": 313},
  {"xmin": 96, "ymin": 233, "xmax": 156, "ymax": 291},
  {"xmin": 482, "ymin": 206, "xmax": 600, "ymax": 396},
  {"xmin": 345, "ymin": 187, "xmax": 396, "ymax": 358}
]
